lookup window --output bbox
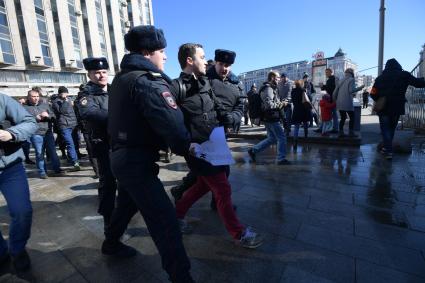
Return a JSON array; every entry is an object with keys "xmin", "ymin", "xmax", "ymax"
[
  {"xmin": 33, "ymin": 0, "xmax": 52, "ymax": 66},
  {"xmin": 95, "ymin": 0, "xmax": 108, "ymax": 58},
  {"xmin": 67, "ymin": 0, "xmax": 82, "ymax": 67},
  {"xmin": 144, "ymin": 0, "xmax": 151, "ymax": 25},
  {"xmin": 0, "ymin": 0, "xmax": 15, "ymax": 64}
]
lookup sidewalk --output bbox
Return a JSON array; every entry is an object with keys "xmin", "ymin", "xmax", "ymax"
[{"xmin": 1, "ymin": 118, "xmax": 425, "ymax": 282}]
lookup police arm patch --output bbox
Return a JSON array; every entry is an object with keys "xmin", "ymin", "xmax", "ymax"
[
  {"xmin": 80, "ymin": 97, "xmax": 88, "ymax": 106},
  {"xmin": 161, "ymin": 92, "xmax": 177, "ymax": 109}
]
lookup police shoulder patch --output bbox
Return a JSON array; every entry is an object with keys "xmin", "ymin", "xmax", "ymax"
[
  {"xmin": 161, "ymin": 92, "xmax": 177, "ymax": 109},
  {"xmin": 80, "ymin": 97, "xmax": 88, "ymax": 106}
]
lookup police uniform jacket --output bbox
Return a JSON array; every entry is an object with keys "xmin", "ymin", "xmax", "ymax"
[
  {"xmin": 206, "ymin": 67, "xmax": 244, "ymax": 131},
  {"xmin": 75, "ymin": 81, "xmax": 109, "ymax": 144},
  {"xmin": 172, "ymin": 72, "xmax": 230, "ymax": 176},
  {"xmin": 108, "ymin": 53, "xmax": 190, "ymax": 161}
]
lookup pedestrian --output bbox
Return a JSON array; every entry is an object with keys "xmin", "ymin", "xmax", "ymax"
[
  {"xmin": 303, "ymin": 73, "xmax": 318, "ymax": 127},
  {"xmin": 319, "ymin": 94, "xmax": 336, "ymax": 136},
  {"xmin": 277, "ymin": 73, "xmax": 293, "ymax": 135},
  {"xmin": 23, "ymin": 89, "xmax": 62, "ymax": 179},
  {"xmin": 362, "ymin": 89, "xmax": 369, "ymax": 109},
  {"xmin": 105, "ymin": 25, "xmax": 194, "ymax": 283},
  {"xmin": 246, "ymin": 83, "xmax": 258, "ymax": 126},
  {"xmin": 0, "ymin": 93, "xmax": 37, "ymax": 271},
  {"xmin": 172, "ymin": 43, "xmax": 263, "ymax": 249},
  {"xmin": 371, "ymin": 58, "xmax": 425, "ymax": 160},
  {"xmin": 52, "ymin": 86, "xmax": 80, "ymax": 170},
  {"xmin": 317, "ymin": 68, "xmax": 339, "ymax": 133},
  {"xmin": 332, "ymin": 68, "xmax": 364, "ymax": 138},
  {"xmin": 248, "ymin": 71, "xmax": 289, "ymax": 165},
  {"xmin": 291, "ymin": 80, "xmax": 311, "ymax": 150},
  {"xmin": 75, "ymin": 57, "xmax": 121, "ymax": 229}
]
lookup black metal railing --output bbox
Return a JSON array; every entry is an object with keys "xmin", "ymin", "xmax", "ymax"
[{"xmin": 402, "ymin": 60, "xmax": 425, "ymax": 130}]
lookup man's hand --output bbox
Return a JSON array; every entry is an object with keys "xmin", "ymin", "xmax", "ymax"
[
  {"xmin": 40, "ymin": 111, "xmax": 49, "ymax": 118},
  {"xmin": 319, "ymin": 82, "xmax": 324, "ymax": 88},
  {"xmin": 0, "ymin": 130, "xmax": 13, "ymax": 142}
]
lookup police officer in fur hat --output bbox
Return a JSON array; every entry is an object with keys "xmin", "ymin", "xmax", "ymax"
[
  {"xmin": 105, "ymin": 25, "xmax": 194, "ymax": 283},
  {"xmin": 75, "ymin": 57, "xmax": 119, "ymax": 231}
]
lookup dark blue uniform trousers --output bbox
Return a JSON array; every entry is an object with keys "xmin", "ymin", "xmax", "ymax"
[{"xmin": 106, "ymin": 148, "xmax": 191, "ymax": 283}]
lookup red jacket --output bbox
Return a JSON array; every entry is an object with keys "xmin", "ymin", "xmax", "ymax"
[{"xmin": 319, "ymin": 100, "xmax": 336, "ymax": 121}]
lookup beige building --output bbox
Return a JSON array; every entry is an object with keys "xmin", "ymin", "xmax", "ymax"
[{"xmin": 0, "ymin": 0, "xmax": 153, "ymax": 97}]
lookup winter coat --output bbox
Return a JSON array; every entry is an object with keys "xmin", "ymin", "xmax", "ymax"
[
  {"xmin": 321, "ymin": 75, "xmax": 337, "ymax": 101},
  {"xmin": 52, "ymin": 97, "xmax": 78, "ymax": 129},
  {"xmin": 319, "ymin": 100, "xmax": 336, "ymax": 122},
  {"xmin": 333, "ymin": 75, "xmax": 363, "ymax": 112},
  {"xmin": 291, "ymin": 86, "xmax": 311, "ymax": 123},
  {"xmin": 371, "ymin": 58, "xmax": 425, "ymax": 115},
  {"xmin": 23, "ymin": 101, "xmax": 55, "ymax": 135},
  {"xmin": 0, "ymin": 94, "xmax": 38, "ymax": 169}
]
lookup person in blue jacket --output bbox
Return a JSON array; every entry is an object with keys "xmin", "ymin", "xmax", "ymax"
[{"xmin": 0, "ymin": 93, "xmax": 37, "ymax": 271}]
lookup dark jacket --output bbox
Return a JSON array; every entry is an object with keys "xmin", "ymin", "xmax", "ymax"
[
  {"xmin": 321, "ymin": 75, "xmax": 336, "ymax": 101},
  {"xmin": 206, "ymin": 67, "xmax": 244, "ymax": 131},
  {"xmin": 75, "ymin": 81, "xmax": 109, "ymax": 143},
  {"xmin": 0, "ymin": 94, "xmax": 37, "ymax": 169},
  {"xmin": 52, "ymin": 97, "xmax": 78, "ymax": 129},
  {"xmin": 108, "ymin": 53, "xmax": 190, "ymax": 160},
  {"xmin": 291, "ymin": 86, "xmax": 311, "ymax": 123},
  {"xmin": 259, "ymin": 82, "xmax": 282, "ymax": 122},
  {"xmin": 23, "ymin": 101, "xmax": 55, "ymax": 135},
  {"xmin": 371, "ymin": 58, "xmax": 425, "ymax": 115},
  {"xmin": 172, "ymin": 72, "xmax": 229, "ymax": 176}
]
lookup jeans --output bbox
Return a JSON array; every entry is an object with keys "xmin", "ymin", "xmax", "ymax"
[
  {"xmin": 293, "ymin": 122, "xmax": 309, "ymax": 139},
  {"xmin": 22, "ymin": 140, "xmax": 31, "ymax": 161},
  {"xmin": 0, "ymin": 162, "xmax": 32, "ymax": 256},
  {"xmin": 60, "ymin": 127, "xmax": 78, "ymax": 163},
  {"xmin": 30, "ymin": 131, "xmax": 61, "ymax": 176},
  {"xmin": 379, "ymin": 114, "xmax": 400, "ymax": 153},
  {"xmin": 339, "ymin": 110, "xmax": 354, "ymax": 133},
  {"xmin": 252, "ymin": 121, "xmax": 286, "ymax": 161},
  {"xmin": 106, "ymin": 148, "xmax": 191, "ymax": 283},
  {"xmin": 332, "ymin": 108, "xmax": 338, "ymax": 131},
  {"xmin": 176, "ymin": 172, "xmax": 244, "ymax": 239}
]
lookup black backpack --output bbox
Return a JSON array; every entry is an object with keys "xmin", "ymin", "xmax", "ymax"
[{"xmin": 248, "ymin": 86, "xmax": 266, "ymax": 119}]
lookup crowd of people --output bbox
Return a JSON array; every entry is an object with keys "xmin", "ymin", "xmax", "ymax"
[{"xmin": 0, "ymin": 23, "xmax": 424, "ymax": 282}]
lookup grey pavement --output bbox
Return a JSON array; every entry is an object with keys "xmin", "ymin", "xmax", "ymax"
[{"xmin": 1, "ymin": 108, "xmax": 425, "ymax": 282}]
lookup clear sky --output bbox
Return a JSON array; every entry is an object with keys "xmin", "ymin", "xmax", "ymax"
[{"xmin": 152, "ymin": 0, "xmax": 425, "ymax": 78}]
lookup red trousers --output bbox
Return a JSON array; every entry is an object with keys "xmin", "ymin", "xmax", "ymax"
[{"xmin": 175, "ymin": 171, "xmax": 245, "ymax": 239}]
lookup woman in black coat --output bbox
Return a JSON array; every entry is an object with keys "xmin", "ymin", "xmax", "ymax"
[{"xmin": 291, "ymin": 80, "xmax": 311, "ymax": 150}]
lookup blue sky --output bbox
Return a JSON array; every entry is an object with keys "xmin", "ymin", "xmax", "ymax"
[{"xmin": 153, "ymin": 0, "xmax": 425, "ymax": 78}]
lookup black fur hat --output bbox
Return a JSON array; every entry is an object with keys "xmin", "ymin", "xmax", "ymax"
[
  {"xmin": 214, "ymin": 49, "xmax": 236, "ymax": 64},
  {"xmin": 83, "ymin": 57, "xmax": 109, "ymax": 71},
  {"xmin": 124, "ymin": 25, "xmax": 167, "ymax": 52}
]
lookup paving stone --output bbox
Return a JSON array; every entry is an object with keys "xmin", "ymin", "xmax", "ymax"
[
  {"xmin": 356, "ymin": 259, "xmax": 424, "ymax": 283},
  {"xmin": 296, "ymin": 224, "xmax": 425, "ymax": 278}
]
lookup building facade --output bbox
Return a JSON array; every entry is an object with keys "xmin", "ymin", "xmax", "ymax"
[
  {"xmin": 418, "ymin": 44, "xmax": 425, "ymax": 78},
  {"xmin": 0, "ymin": 0, "xmax": 153, "ymax": 97},
  {"xmin": 239, "ymin": 48, "xmax": 358, "ymax": 93}
]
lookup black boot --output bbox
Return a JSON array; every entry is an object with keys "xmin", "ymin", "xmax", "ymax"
[
  {"xmin": 101, "ymin": 240, "xmax": 137, "ymax": 258},
  {"xmin": 11, "ymin": 250, "xmax": 31, "ymax": 272}
]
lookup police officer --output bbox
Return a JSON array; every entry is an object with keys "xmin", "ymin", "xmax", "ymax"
[
  {"xmin": 0, "ymin": 93, "xmax": 37, "ymax": 271},
  {"xmin": 75, "ymin": 57, "xmax": 116, "ymax": 229},
  {"xmin": 105, "ymin": 26, "xmax": 194, "ymax": 283}
]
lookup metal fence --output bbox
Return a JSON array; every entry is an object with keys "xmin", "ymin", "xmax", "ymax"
[{"xmin": 403, "ymin": 86, "xmax": 425, "ymax": 130}]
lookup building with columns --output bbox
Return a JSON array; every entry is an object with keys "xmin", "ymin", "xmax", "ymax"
[{"xmin": 0, "ymin": 0, "xmax": 153, "ymax": 97}]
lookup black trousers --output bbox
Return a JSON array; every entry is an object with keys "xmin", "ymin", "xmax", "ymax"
[
  {"xmin": 107, "ymin": 148, "xmax": 192, "ymax": 283},
  {"xmin": 339, "ymin": 110, "xmax": 354, "ymax": 132},
  {"xmin": 93, "ymin": 142, "xmax": 117, "ymax": 220}
]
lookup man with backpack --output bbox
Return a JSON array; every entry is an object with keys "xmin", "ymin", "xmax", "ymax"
[{"xmin": 248, "ymin": 71, "xmax": 290, "ymax": 165}]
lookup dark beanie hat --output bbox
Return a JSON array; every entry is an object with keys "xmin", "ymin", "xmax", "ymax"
[
  {"xmin": 124, "ymin": 25, "xmax": 167, "ymax": 52},
  {"xmin": 83, "ymin": 57, "xmax": 109, "ymax": 71},
  {"xmin": 58, "ymin": 86, "xmax": 68, "ymax": 94},
  {"xmin": 214, "ymin": 49, "xmax": 236, "ymax": 64}
]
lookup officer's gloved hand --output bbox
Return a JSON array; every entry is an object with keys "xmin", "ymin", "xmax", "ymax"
[{"xmin": 223, "ymin": 113, "xmax": 234, "ymax": 126}]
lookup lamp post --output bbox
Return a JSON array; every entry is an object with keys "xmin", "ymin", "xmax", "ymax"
[{"xmin": 378, "ymin": 0, "xmax": 385, "ymax": 75}]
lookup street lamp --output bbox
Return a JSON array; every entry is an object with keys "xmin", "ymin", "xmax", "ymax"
[{"xmin": 378, "ymin": 0, "xmax": 385, "ymax": 75}]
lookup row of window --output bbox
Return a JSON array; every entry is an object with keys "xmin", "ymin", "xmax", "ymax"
[
  {"xmin": 0, "ymin": 69, "xmax": 86, "ymax": 84},
  {"xmin": 0, "ymin": 0, "xmax": 15, "ymax": 64}
]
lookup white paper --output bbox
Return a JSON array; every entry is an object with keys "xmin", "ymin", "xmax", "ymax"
[{"xmin": 191, "ymin": 127, "xmax": 235, "ymax": 166}]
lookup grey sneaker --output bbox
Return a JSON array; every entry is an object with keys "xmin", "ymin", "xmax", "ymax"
[
  {"xmin": 178, "ymin": 219, "xmax": 192, "ymax": 235},
  {"xmin": 73, "ymin": 162, "xmax": 81, "ymax": 171},
  {"xmin": 238, "ymin": 227, "xmax": 263, "ymax": 249}
]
